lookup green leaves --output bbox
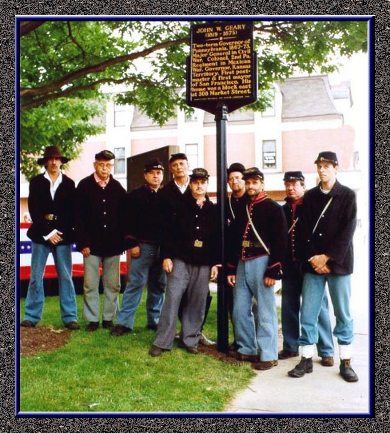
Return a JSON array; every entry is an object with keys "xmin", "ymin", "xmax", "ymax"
[
  {"xmin": 19, "ymin": 19, "xmax": 368, "ymax": 178},
  {"xmin": 20, "ymin": 97, "xmax": 105, "ymax": 180}
]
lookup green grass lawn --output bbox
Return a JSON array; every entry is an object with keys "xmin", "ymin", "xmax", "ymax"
[{"xmin": 19, "ymin": 292, "xmax": 255, "ymax": 413}]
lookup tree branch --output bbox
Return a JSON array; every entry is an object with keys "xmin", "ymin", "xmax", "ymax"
[
  {"xmin": 19, "ymin": 21, "xmax": 46, "ymax": 37},
  {"xmin": 67, "ymin": 21, "xmax": 86, "ymax": 61},
  {"xmin": 21, "ymin": 75, "xmax": 160, "ymax": 110},
  {"xmin": 20, "ymin": 35, "xmax": 189, "ymax": 99}
]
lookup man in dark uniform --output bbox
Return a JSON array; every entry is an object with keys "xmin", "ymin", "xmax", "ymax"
[
  {"xmin": 110, "ymin": 159, "xmax": 166, "ymax": 336},
  {"xmin": 21, "ymin": 145, "xmax": 79, "ymax": 330},
  {"xmin": 159, "ymin": 152, "xmax": 191, "ymax": 217},
  {"xmin": 227, "ymin": 167, "xmax": 287, "ymax": 370},
  {"xmin": 160, "ymin": 153, "xmax": 214, "ymax": 346},
  {"xmin": 226, "ymin": 162, "xmax": 246, "ymax": 349},
  {"xmin": 149, "ymin": 168, "xmax": 219, "ymax": 356},
  {"xmin": 288, "ymin": 152, "xmax": 359, "ymax": 382},
  {"xmin": 279, "ymin": 171, "xmax": 334, "ymax": 365},
  {"xmin": 226, "ymin": 162, "xmax": 246, "ymax": 225},
  {"xmin": 75, "ymin": 150, "xmax": 126, "ymax": 331}
]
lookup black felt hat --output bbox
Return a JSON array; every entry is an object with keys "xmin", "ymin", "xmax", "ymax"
[
  {"xmin": 283, "ymin": 171, "xmax": 305, "ymax": 182},
  {"xmin": 189, "ymin": 168, "xmax": 209, "ymax": 180},
  {"xmin": 169, "ymin": 153, "xmax": 188, "ymax": 164},
  {"xmin": 144, "ymin": 158, "xmax": 164, "ymax": 172},
  {"xmin": 242, "ymin": 167, "xmax": 264, "ymax": 181},
  {"xmin": 314, "ymin": 151, "xmax": 338, "ymax": 166},
  {"xmin": 95, "ymin": 150, "xmax": 115, "ymax": 161},
  {"xmin": 37, "ymin": 146, "xmax": 70, "ymax": 165},
  {"xmin": 227, "ymin": 163, "xmax": 245, "ymax": 176}
]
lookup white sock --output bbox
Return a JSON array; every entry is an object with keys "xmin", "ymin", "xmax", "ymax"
[
  {"xmin": 339, "ymin": 344, "xmax": 352, "ymax": 360},
  {"xmin": 301, "ymin": 344, "xmax": 314, "ymax": 359}
]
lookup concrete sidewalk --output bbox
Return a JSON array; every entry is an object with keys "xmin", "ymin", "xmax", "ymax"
[
  {"xmin": 224, "ymin": 332, "xmax": 370, "ymax": 414},
  {"xmin": 222, "ymin": 262, "xmax": 371, "ymax": 414}
]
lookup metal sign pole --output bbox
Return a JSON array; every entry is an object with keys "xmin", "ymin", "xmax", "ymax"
[
  {"xmin": 215, "ymin": 103, "xmax": 229, "ymax": 353},
  {"xmin": 187, "ymin": 20, "xmax": 257, "ymax": 353}
]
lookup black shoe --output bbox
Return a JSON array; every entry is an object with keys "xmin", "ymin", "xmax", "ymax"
[
  {"xmin": 110, "ymin": 324, "xmax": 132, "ymax": 336},
  {"xmin": 340, "ymin": 359, "xmax": 359, "ymax": 382},
  {"xmin": 321, "ymin": 356, "xmax": 335, "ymax": 367},
  {"xmin": 146, "ymin": 323, "xmax": 158, "ymax": 331},
  {"xmin": 102, "ymin": 320, "xmax": 114, "ymax": 329},
  {"xmin": 177, "ymin": 340, "xmax": 186, "ymax": 349},
  {"xmin": 21, "ymin": 320, "xmax": 35, "ymax": 328},
  {"xmin": 252, "ymin": 360, "xmax": 278, "ymax": 370},
  {"xmin": 236, "ymin": 352, "xmax": 259, "ymax": 363},
  {"xmin": 149, "ymin": 344, "xmax": 167, "ymax": 357},
  {"xmin": 186, "ymin": 346, "xmax": 199, "ymax": 354},
  {"xmin": 64, "ymin": 321, "xmax": 80, "ymax": 330},
  {"xmin": 177, "ymin": 340, "xmax": 198, "ymax": 354},
  {"xmin": 288, "ymin": 357, "xmax": 313, "ymax": 378},
  {"xmin": 278, "ymin": 349, "xmax": 299, "ymax": 360},
  {"xmin": 86, "ymin": 322, "xmax": 99, "ymax": 332}
]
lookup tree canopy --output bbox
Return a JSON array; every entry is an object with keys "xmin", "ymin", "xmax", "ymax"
[{"xmin": 19, "ymin": 19, "xmax": 367, "ymax": 179}]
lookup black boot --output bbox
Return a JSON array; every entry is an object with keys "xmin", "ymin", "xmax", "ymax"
[
  {"xmin": 340, "ymin": 359, "xmax": 359, "ymax": 382},
  {"xmin": 288, "ymin": 357, "xmax": 313, "ymax": 378}
]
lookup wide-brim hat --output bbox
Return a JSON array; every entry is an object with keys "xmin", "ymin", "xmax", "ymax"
[
  {"xmin": 37, "ymin": 146, "xmax": 70, "ymax": 165},
  {"xmin": 283, "ymin": 171, "xmax": 305, "ymax": 182},
  {"xmin": 242, "ymin": 167, "xmax": 264, "ymax": 181},
  {"xmin": 189, "ymin": 168, "xmax": 209, "ymax": 180},
  {"xmin": 144, "ymin": 158, "xmax": 164, "ymax": 172},
  {"xmin": 314, "ymin": 151, "xmax": 338, "ymax": 166}
]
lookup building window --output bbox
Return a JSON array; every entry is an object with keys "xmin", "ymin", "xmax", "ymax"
[
  {"xmin": 114, "ymin": 147, "xmax": 125, "ymax": 174},
  {"xmin": 114, "ymin": 103, "xmax": 127, "ymax": 127},
  {"xmin": 261, "ymin": 89, "xmax": 276, "ymax": 117},
  {"xmin": 185, "ymin": 143, "xmax": 199, "ymax": 169},
  {"xmin": 262, "ymin": 140, "xmax": 276, "ymax": 169}
]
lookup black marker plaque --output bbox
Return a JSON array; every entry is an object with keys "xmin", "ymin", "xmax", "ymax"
[{"xmin": 187, "ymin": 21, "xmax": 257, "ymax": 114}]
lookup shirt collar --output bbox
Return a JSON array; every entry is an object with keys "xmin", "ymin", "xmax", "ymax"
[
  {"xmin": 94, "ymin": 172, "xmax": 110, "ymax": 188},
  {"xmin": 174, "ymin": 178, "xmax": 189, "ymax": 194},
  {"xmin": 44, "ymin": 171, "xmax": 63, "ymax": 185}
]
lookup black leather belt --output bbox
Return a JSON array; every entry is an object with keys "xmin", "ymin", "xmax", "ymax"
[{"xmin": 44, "ymin": 214, "xmax": 57, "ymax": 221}]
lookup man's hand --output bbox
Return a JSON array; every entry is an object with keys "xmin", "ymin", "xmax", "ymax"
[
  {"xmin": 163, "ymin": 258, "xmax": 173, "ymax": 273},
  {"xmin": 81, "ymin": 247, "xmax": 91, "ymax": 257},
  {"xmin": 210, "ymin": 266, "xmax": 218, "ymax": 281},
  {"xmin": 227, "ymin": 275, "xmax": 236, "ymax": 287},
  {"xmin": 315, "ymin": 264, "xmax": 331, "ymax": 274},
  {"xmin": 309, "ymin": 254, "xmax": 330, "ymax": 274},
  {"xmin": 264, "ymin": 277, "xmax": 275, "ymax": 287},
  {"xmin": 48, "ymin": 230, "xmax": 63, "ymax": 246},
  {"xmin": 129, "ymin": 246, "xmax": 141, "ymax": 258}
]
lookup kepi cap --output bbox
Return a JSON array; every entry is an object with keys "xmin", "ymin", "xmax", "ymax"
[
  {"xmin": 189, "ymin": 168, "xmax": 209, "ymax": 180},
  {"xmin": 169, "ymin": 153, "xmax": 188, "ymax": 164},
  {"xmin": 95, "ymin": 150, "xmax": 115, "ymax": 161},
  {"xmin": 283, "ymin": 171, "xmax": 305, "ymax": 182},
  {"xmin": 314, "ymin": 151, "xmax": 338, "ymax": 166},
  {"xmin": 242, "ymin": 167, "xmax": 264, "ymax": 181},
  {"xmin": 144, "ymin": 158, "xmax": 164, "ymax": 172},
  {"xmin": 37, "ymin": 145, "xmax": 70, "ymax": 165},
  {"xmin": 227, "ymin": 162, "xmax": 245, "ymax": 176}
]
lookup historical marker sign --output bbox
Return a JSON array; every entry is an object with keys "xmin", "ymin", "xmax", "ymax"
[{"xmin": 187, "ymin": 21, "xmax": 257, "ymax": 114}]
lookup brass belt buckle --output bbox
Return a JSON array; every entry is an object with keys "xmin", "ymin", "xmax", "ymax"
[
  {"xmin": 45, "ymin": 214, "xmax": 55, "ymax": 221},
  {"xmin": 194, "ymin": 239, "xmax": 203, "ymax": 248},
  {"xmin": 242, "ymin": 240, "xmax": 250, "ymax": 248}
]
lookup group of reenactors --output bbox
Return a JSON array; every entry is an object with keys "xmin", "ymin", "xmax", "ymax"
[{"xmin": 21, "ymin": 145, "xmax": 359, "ymax": 383}]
